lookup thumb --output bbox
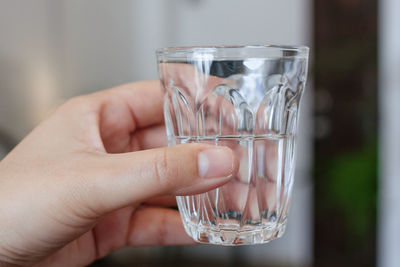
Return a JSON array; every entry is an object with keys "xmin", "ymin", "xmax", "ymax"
[{"xmin": 84, "ymin": 144, "xmax": 238, "ymax": 214}]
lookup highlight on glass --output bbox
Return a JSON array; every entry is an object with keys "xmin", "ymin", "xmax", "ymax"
[{"xmin": 157, "ymin": 45, "xmax": 309, "ymax": 245}]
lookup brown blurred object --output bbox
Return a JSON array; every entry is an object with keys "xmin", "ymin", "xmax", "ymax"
[{"xmin": 314, "ymin": 0, "xmax": 377, "ymax": 266}]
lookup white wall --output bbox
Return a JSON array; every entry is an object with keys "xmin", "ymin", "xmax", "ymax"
[
  {"xmin": 378, "ymin": 0, "xmax": 400, "ymax": 266},
  {"xmin": 0, "ymin": 0, "xmax": 313, "ymax": 265},
  {"xmin": 0, "ymin": 1, "xmax": 54, "ymax": 139}
]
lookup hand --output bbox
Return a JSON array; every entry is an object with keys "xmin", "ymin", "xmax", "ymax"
[{"xmin": 0, "ymin": 81, "xmax": 238, "ymax": 267}]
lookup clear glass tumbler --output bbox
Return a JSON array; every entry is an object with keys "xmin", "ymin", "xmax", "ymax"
[{"xmin": 156, "ymin": 45, "xmax": 309, "ymax": 245}]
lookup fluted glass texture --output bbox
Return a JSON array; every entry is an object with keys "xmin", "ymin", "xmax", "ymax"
[{"xmin": 157, "ymin": 45, "xmax": 309, "ymax": 245}]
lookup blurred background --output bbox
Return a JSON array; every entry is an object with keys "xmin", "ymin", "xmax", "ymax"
[{"xmin": 0, "ymin": 0, "xmax": 398, "ymax": 266}]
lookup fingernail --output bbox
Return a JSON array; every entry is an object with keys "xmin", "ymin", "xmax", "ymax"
[{"xmin": 198, "ymin": 147, "xmax": 235, "ymax": 178}]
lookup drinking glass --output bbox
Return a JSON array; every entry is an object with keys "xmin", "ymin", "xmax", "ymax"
[{"xmin": 156, "ymin": 45, "xmax": 309, "ymax": 245}]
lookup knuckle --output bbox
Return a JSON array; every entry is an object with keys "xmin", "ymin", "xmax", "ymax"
[{"xmin": 153, "ymin": 148, "xmax": 178, "ymax": 191}]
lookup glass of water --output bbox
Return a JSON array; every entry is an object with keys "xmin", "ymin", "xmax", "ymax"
[{"xmin": 156, "ymin": 45, "xmax": 309, "ymax": 245}]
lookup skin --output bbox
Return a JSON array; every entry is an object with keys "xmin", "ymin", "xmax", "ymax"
[{"xmin": 0, "ymin": 81, "xmax": 238, "ymax": 267}]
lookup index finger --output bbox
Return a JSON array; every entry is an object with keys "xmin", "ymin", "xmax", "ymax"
[{"xmin": 98, "ymin": 80, "xmax": 164, "ymax": 129}]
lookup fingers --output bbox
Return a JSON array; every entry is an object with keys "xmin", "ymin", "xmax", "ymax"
[
  {"xmin": 144, "ymin": 195, "xmax": 177, "ymax": 207},
  {"xmin": 42, "ymin": 206, "xmax": 192, "ymax": 265},
  {"xmin": 83, "ymin": 144, "xmax": 239, "ymax": 215},
  {"xmin": 92, "ymin": 81, "xmax": 164, "ymax": 153},
  {"xmin": 56, "ymin": 80, "xmax": 165, "ymax": 154},
  {"xmin": 98, "ymin": 80, "xmax": 164, "ymax": 130},
  {"xmin": 127, "ymin": 207, "xmax": 194, "ymax": 246},
  {"xmin": 92, "ymin": 206, "xmax": 194, "ymax": 260},
  {"xmin": 129, "ymin": 124, "xmax": 166, "ymax": 151}
]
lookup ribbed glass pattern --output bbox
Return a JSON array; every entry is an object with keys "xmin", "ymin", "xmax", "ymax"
[{"xmin": 158, "ymin": 46, "xmax": 308, "ymax": 245}]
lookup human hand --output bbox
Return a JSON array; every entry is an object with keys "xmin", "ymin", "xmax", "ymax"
[{"xmin": 0, "ymin": 81, "xmax": 238, "ymax": 266}]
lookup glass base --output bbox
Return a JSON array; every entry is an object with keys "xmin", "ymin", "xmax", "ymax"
[{"xmin": 183, "ymin": 221, "xmax": 287, "ymax": 246}]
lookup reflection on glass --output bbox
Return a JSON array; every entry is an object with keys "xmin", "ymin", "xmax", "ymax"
[{"xmin": 157, "ymin": 45, "xmax": 309, "ymax": 245}]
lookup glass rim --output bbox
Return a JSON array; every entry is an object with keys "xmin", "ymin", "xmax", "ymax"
[{"xmin": 156, "ymin": 44, "xmax": 309, "ymax": 59}]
